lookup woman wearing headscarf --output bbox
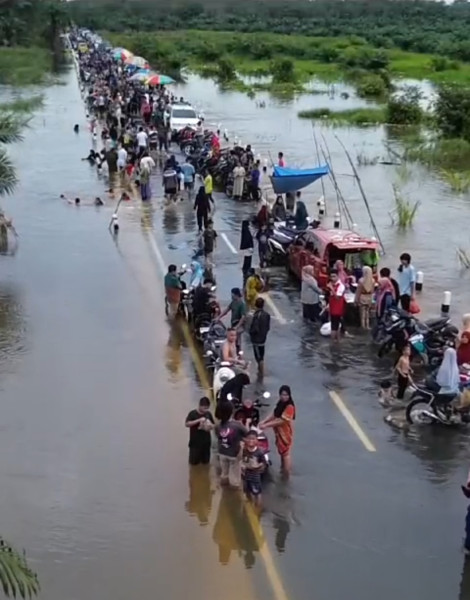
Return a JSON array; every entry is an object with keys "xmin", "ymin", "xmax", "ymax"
[
  {"xmin": 301, "ymin": 265, "xmax": 322, "ymax": 322},
  {"xmin": 354, "ymin": 265, "xmax": 375, "ymax": 329},
  {"xmin": 259, "ymin": 385, "xmax": 296, "ymax": 476},
  {"xmin": 436, "ymin": 347, "xmax": 460, "ymax": 396},
  {"xmin": 240, "ymin": 220, "xmax": 254, "ymax": 283},
  {"xmin": 294, "ymin": 200, "xmax": 309, "ymax": 230},
  {"xmin": 272, "ymin": 196, "xmax": 287, "ymax": 222},
  {"xmin": 245, "ymin": 268, "xmax": 264, "ymax": 311},
  {"xmin": 193, "ymin": 185, "xmax": 211, "ymax": 232}
]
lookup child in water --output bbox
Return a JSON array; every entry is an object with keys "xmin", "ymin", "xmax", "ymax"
[
  {"xmin": 241, "ymin": 430, "xmax": 267, "ymax": 508},
  {"xmin": 395, "ymin": 344, "xmax": 413, "ymax": 400}
]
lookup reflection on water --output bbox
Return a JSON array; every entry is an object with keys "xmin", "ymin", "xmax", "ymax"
[
  {"xmin": 459, "ymin": 558, "xmax": 470, "ymax": 600},
  {"xmin": 185, "ymin": 465, "xmax": 214, "ymax": 526},
  {"xmin": 0, "ymin": 285, "xmax": 27, "ymax": 371},
  {"xmin": 212, "ymin": 489, "xmax": 261, "ymax": 568}
]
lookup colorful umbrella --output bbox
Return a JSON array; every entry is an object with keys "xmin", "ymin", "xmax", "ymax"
[
  {"xmin": 146, "ymin": 73, "xmax": 175, "ymax": 86},
  {"xmin": 113, "ymin": 47, "xmax": 133, "ymax": 61},
  {"xmin": 130, "ymin": 69, "xmax": 151, "ymax": 82},
  {"xmin": 125, "ymin": 55, "xmax": 150, "ymax": 70}
]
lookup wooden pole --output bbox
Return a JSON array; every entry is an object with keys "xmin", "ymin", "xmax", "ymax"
[{"xmin": 312, "ymin": 125, "xmax": 327, "ymax": 213}]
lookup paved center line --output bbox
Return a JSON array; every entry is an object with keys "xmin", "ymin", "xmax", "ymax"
[
  {"xmin": 261, "ymin": 293, "xmax": 287, "ymax": 325},
  {"xmin": 328, "ymin": 391, "xmax": 377, "ymax": 453},
  {"xmin": 221, "ymin": 232, "xmax": 238, "ymax": 254}
]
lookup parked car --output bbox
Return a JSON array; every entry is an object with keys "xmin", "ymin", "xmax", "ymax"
[{"xmin": 287, "ymin": 227, "xmax": 380, "ymax": 289}]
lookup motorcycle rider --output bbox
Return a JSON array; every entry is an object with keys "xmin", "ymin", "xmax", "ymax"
[
  {"xmin": 234, "ymin": 397, "xmax": 260, "ymax": 428},
  {"xmin": 164, "ymin": 264, "xmax": 182, "ymax": 319},
  {"xmin": 192, "ymin": 277, "xmax": 216, "ymax": 322}
]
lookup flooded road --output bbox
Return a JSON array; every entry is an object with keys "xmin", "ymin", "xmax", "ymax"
[{"xmin": 1, "ymin": 67, "xmax": 470, "ymax": 600}]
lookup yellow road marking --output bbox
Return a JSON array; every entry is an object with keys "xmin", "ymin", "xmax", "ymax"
[
  {"xmin": 144, "ymin": 229, "xmax": 291, "ymax": 600},
  {"xmin": 329, "ymin": 391, "xmax": 376, "ymax": 452}
]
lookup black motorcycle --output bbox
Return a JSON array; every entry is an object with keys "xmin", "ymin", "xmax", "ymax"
[
  {"xmin": 377, "ymin": 308, "xmax": 457, "ymax": 364},
  {"xmin": 405, "ymin": 379, "xmax": 470, "ymax": 425}
]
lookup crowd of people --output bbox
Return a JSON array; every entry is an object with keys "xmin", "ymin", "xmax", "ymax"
[
  {"xmin": 72, "ymin": 32, "xmax": 470, "ymax": 534},
  {"xmin": 72, "ymin": 30, "xmax": 295, "ymax": 508}
]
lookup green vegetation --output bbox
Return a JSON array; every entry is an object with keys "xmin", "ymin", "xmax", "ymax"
[
  {"xmin": 0, "ymin": 0, "xmax": 69, "ymax": 85},
  {"xmin": 103, "ymin": 30, "xmax": 470, "ymax": 90},
  {"xmin": 0, "ymin": 537, "xmax": 39, "ymax": 598},
  {"xmin": 298, "ymin": 107, "xmax": 387, "ymax": 127},
  {"xmin": 0, "ymin": 48, "xmax": 53, "ymax": 85},
  {"xmin": 391, "ymin": 185, "xmax": 420, "ymax": 229},
  {"xmin": 69, "ymin": 0, "xmax": 470, "ymax": 70}
]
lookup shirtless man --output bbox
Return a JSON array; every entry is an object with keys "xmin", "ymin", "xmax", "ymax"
[{"xmin": 222, "ymin": 328, "xmax": 248, "ymax": 369}]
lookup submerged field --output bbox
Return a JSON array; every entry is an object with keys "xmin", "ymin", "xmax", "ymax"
[{"xmin": 105, "ymin": 30, "xmax": 470, "ymax": 86}]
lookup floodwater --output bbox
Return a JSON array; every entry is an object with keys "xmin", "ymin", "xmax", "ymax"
[{"xmin": 1, "ymin": 66, "xmax": 470, "ymax": 600}]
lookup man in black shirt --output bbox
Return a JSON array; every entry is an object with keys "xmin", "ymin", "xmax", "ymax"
[
  {"xmin": 185, "ymin": 396, "xmax": 215, "ymax": 465},
  {"xmin": 249, "ymin": 297, "xmax": 271, "ymax": 378},
  {"xmin": 192, "ymin": 278, "xmax": 214, "ymax": 321}
]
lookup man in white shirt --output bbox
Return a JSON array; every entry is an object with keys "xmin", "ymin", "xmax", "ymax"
[
  {"xmin": 136, "ymin": 127, "xmax": 148, "ymax": 156},
  {"xmin": 117, "ymin": 146, "xmax": 127, "ymax": 170}
]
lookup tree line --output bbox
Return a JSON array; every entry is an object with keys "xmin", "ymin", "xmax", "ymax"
[
  {"xmin": 68, "ymin": 0, "xmax": 470, "ymax": 64},
  {"xmin": 0, "ymin": 0, "xmax": 68, "ymax": 51}
]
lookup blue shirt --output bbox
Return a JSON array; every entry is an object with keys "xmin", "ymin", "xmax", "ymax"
[
  {"xmin": 181, "ymin": 163, "xmax": 195, "ymax": 183},
  {"xmin": 397, "ymin": 265, "xmax": 416, "ymax": 296}
]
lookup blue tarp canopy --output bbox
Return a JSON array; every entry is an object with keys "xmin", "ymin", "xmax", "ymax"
[{"xmin": 270, "ymin": 165, "xmax": 329, "ymax": 195}]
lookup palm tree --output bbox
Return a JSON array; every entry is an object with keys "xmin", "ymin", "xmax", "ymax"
[
  {"xmin": 0, "ymin": 538, "xmax": 39, "ymax": 598},
  {"xmin": 0, "ymin": 114, "xmax": 27, "ymax": 198}
]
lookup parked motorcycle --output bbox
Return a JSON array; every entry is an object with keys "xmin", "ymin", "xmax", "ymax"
[
  {"xmin": 377, "ymin": 308, "xmax": 457, "ymax": 365},
  {"xmin": 405, "ymin": 382, "xmax": 470, "ymax": 425},
  {"xmin": 202, "ymin": 321, "xmax": 227, "ymax": 367}
]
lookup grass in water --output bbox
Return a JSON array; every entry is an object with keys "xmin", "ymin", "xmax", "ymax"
[
  {"xmin": 0, "ymin": 95, "xmax": 43, "ymax": 113},
  {"xmin": 0, "ymin": 47, "xmax": 52, "ymax": 85},
  {"xmin": 298, "ymin": 106, "xmax": 386, "ymax": 126},
  {"xmin": 440, "ymin": 169, "xmax": 470, "ymax": 193},
  {"xmin": 457, "ymin": 248, "xmax": 470, "ymax": 269},
  {"xmin": 391, "ymin": 184, "xmax": 420, "ymax": 228}
]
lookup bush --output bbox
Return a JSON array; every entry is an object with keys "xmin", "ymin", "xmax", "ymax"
[
  {"xmin": 386, "ymin": 85, "xmax": 423, "ymax": 125},
  {"xmin": 356, "ymin": 73, "xmax": 388, "ymax": 97},
  {"xmin": 271, "ymin": 58, "xmax": 296, "ymax": 83},
  {"xmin": 217, "ymin": 56, "xmax": 236, "ymax": 81},
  {"xmin": 435, "ymin": 85, "xmax": 470, "ymax": 140}
]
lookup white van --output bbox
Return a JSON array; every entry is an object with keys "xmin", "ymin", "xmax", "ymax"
[{"xmin": 168, "ymin": 103, "xmax": 199, "ymax": 133}]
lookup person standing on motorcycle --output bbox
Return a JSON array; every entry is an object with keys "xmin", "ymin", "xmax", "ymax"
[
  {"xmin": 249, "ymin": 297, "xmax": 271, "ymax": 378},
  {"xmin": 164, "ymin": 264, "xmax": 182, "ymax": 319},
  {"xmin": 219, "ymin": 287, "xmax": 247, "ymax": 352},
  {"xmin": 397, "ymin": 253, "xmax": 416, "ymax": 313}
]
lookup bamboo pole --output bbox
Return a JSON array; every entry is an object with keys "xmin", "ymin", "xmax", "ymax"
[
  {"xmin": 334, "ymin": 134, "xmax": 385, "ymax": 254},
  {"xmin": 312, "ymin": 125, "xmax": 327, "ymax": 213}
]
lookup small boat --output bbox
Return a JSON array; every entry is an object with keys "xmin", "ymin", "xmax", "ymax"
[{"xmin": 270, "ymin": 165, "xmax": 329, "ymax": 195}]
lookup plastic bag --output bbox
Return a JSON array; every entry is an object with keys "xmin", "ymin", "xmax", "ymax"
[
  {"xmin": 320, "ymin": 321, "xmax": 331, "ymax": 337},
  {"xmin": 409, "ymin": 299, "xmax": 421, "ymax": 314}
]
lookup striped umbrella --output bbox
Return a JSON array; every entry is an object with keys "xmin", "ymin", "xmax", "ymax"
[
  {"xmin": 129, "ymin": 69, "xmax": 152, "ymax": 82},
  {"xmin": 125, "ymin": 55, "xmax": 150, "ymax": 70},
  {"xmin": 146, "ymin": 73, "xmax": 175, "ymax": 86},
  {"xmin": 113, "ymin": 47, "xmax": 133, "ymax": 61}
]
